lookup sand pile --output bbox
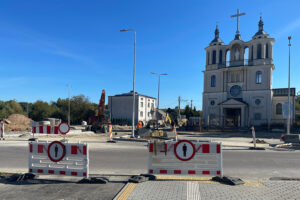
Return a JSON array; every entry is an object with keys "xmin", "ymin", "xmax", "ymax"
[{"xmin": 4, "ymin": 114, "xmax": 32, "ymax": 131}]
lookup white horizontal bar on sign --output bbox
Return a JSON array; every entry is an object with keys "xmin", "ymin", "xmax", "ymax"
[
  {"xmin": 151, "ymin": 163, "xmax": 218, "ymax": 169},
  {"xmin": 66, "ymin": 166, "xmax": 86, "ymax": 170},
  {"xmin": 32, "ymin": 163, "xmax": 48, "ymax": 168},
  {"xmin": 32, "ymin": 155, "xmax": 48, "ymax": 159},
  {"xmin": 66, "ymin": 157, "xmax": 85, "ymax": 161}
]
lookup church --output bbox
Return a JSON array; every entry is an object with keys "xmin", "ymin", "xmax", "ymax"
[{"xmin": 202, "ymin": 13, "xmax": 295, "ymax": 128}]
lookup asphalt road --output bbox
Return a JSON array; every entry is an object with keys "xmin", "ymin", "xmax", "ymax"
[{"xmin": 0, "ymin": 140, "xmax": 300, "ymax": 179}]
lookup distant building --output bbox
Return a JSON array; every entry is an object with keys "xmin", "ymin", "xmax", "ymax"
[
  {"xmin": 108, "ymin": 91, "xmax": 157, "ymax": 124},
  {"xmin": 202, "ymin": 16, "xmax": 295, "ymax": 128}
]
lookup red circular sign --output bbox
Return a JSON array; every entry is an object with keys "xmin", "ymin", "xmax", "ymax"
[
  {"xmin": 174, "ymin": 140, "xmax": 196, "ymax": 161},
  {"xmin": 58, "ymin": 122, "xmax": 70, "ymax": 135},
  {"xmin": 47, "ymin": 141, "xmax": 66, "ymax": 162}
]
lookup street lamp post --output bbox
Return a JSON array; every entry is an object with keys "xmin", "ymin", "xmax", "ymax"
[
  {"xmin": 67, "ymin": 84, "xmax": 71, "ymax": 125},
  {"xmin": 120, "ymin": 29, "xmax": 136, "ymax": 137},
  {"xmin": 287, "ymin": 36, "xmax": 291, "ymax": 135},
  {"xmin": 151, "ymin": 72, "xmax": 168, "ymax": 129}
]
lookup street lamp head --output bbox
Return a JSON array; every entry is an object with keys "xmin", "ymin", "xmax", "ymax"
[
  {"xmin": 120, "ymin": 29, "xmax": 128, "ymax": 32},
  {"xmin": 288, "ymin": 36, "xmax": 291, "ymax": 40},
  {"xmin": 161, "ymin": 73, "xmax": 168, "ymax": 76},
  {"xmin": 151, "ymin": 72, "xmax": 156, "ymax": 75}
]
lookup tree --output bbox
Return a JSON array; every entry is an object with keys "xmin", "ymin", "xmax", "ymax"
[{"xmin": 29, "ymin": 101, "xmax": 54, "ymax": 121}]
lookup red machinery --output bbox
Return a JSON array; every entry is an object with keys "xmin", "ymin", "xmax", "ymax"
[{"xmin": 88, "ymin": 90, "xmax": 110, "ymax": 133}]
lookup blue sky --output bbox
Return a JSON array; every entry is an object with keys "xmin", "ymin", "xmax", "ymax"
[{"xmin": 1, "ymin": 0, "xmax": 300, "ymax": 110}]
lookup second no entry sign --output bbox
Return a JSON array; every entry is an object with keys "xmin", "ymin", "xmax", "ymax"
[{"xmin": 58, "ymin": 122, "xmax": 70, "ymax": 135}]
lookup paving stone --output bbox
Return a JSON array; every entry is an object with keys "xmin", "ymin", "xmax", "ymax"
[{"xmin": 126, "ymin": 180, "xmax": 300, "ymax": 200}]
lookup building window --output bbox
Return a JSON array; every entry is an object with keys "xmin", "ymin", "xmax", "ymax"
[
  {"xmin": 148, "ymin": 103, "xmax": 150, "ymax": 108},
  {"xmin": 141, "ymin": 98, "xmax": 143, "ymax": 100},
  {"xmin": 212, "ymin": 50, "xmax": 216, "ymax": 64},
  {"xmin": 276, "ymin": 103, "xmax": 282, "ymax": 115},
  {"xmin": 151, "ymin": 103, "xmax": 154, "ymax": 109},
  {"xmin": 219, "ymin": 50, "xmax": 222, "ymax": 64},
  {"xmin": 148, "ymin": 112, "xmax": 150, "ymax": 117},
  {"xmin": 140, "ymin": 111, "xmax": 143, "ymax": 117},
  {"xmin": 140, "ymin": 102, "xmax": 143, "ymax": 107},
  {"xmin": 210, "ymin": 100, "xmax": 215, "ymax": 106},
  {"xmin": 256, "ymin": 71, "xmax": 262, "ymax": 84},
  {"xmin": 254, "ymin": 113, "xmax": 261, "ymax": 120},
  {"xmin": 255, "ymin": 99, "xmax": 261, "ymax": 105},
  {"xmin": 257, "ymin": 44, "xmax": 262, "ymax": 59},
  {"xmin": 211, "ymin": 75, "xmax": 216, "ymax": 87},
  {"xmin": 266, "ymin": 43, "xmax": 269, "ymax": 58}
]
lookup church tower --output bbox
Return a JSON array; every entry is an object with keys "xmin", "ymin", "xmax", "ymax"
[{"xmin": 202, "ymin": 15, "xmax": 278, "ymax": 128}]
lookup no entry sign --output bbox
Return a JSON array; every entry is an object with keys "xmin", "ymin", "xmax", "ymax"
[
  {"xmin": 174, "ymin": 140, "xmax": 196, "ymax": 161},
  {"xmin": 58, "ymin": 122, "xmax": 70, "ymax": 135},
  {"xmin": 47, "ymin": 141, "xmax": 66, "ymax": 162},
  {"xmin": 29, "ymin": 141, "xmax": 89, "ymax": 178},
  {"xmin": 148, "ymin": 140, "xmax": 222, "ymax": 176}
]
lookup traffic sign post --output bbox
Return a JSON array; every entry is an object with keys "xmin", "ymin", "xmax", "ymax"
[
  {"xmin": 0, "ymin": 122, "xmax": 4, "ymax": 140},
  {"xmin": 58, "ymin": 122, "xmax": 70, "ymax": 141}
]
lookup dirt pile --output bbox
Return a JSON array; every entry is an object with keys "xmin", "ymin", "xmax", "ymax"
[{"xmin": 4, "ymin": 114, "xmax": 32, "ymax": 132}]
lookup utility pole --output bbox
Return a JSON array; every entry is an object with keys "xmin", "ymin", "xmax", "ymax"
[
  {"xmin": 26, "ymin": 103, "xmax": 29, "ymax": 117},
  {"xmin": 67, "ymin": 84, "xmax": 71, "ymax": 125},
  {"xmin": 151, "ymin": 72, "xmax": 168, "ymax": 129},
  {"xmin": 120, "ymin": 29, "xmax": 136, "ymax": 137},
  {"xmin": 287, "ymin": 36, "xmax": 291, "ymax": 135},
  {"xmin": 178, "ymin": 96, "xmax": 181, "ymax": 120}
]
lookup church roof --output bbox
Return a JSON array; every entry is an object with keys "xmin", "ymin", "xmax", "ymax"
[
  {"xmin": 253, "ymin": 16, "xmax": 270, "ymax": 39},
  {"xmin": 210, "ymin": 25, "xmax": 224, "ymax": 45},
  {"xmin": 218, "ymin": 98, "xmax": 249, "ymax": 106}
]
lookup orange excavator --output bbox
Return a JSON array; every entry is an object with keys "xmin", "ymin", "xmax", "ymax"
[{"xmin": 88, "ymin": 90, "xmax": 110, "ymax": 133}]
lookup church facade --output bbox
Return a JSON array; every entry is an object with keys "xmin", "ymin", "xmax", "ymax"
[{"xmin": 202, "ymin": 17, "xmax": 295, "ymax": 128}]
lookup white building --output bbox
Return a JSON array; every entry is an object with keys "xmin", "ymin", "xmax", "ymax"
[
  {"xmin": 202, "ymin": 16, "xmax": 295, "ymax": 128},
  {"xmin": 108, "ymin": 91, "xmax": 157, "ymax": 124}
]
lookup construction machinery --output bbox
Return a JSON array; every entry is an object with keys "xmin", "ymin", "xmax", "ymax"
[{"xmin": 88, "ymin": 90, "xmax": 110, "ymax": 133}]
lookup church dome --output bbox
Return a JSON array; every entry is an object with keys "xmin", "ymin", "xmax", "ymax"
[
  {"xmin": 210, "ymin": 25, "xmax": 224, "ymax": 45},
  {"xmin": 253, "ymin": 16, "xmax": 270, "ymax": 39}
]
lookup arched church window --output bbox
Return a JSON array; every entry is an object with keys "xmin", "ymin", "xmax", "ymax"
[
  {"xmin": 211, "ymin": 75, "xmax": 216, "ymax": 87},
  {"xmin": 219, "ymin": 50, "xmax": 222, "ymax": 64},
  {"xmin": 244, "ymin": 47, "xmax": 249, "ymax": 60},
  {"xmin": 256, "ymin": 71, "xmax": 262, "ymax": 84},
  {"xmin": 257, "ymin": 44, "xmax": 262, "ymax": 59},
  {"xmin": 226, "ymin": 50, "xmax": 230, "ymax": 67},
  {"xmin": 266, "ymin": 43, "xmax": 269, "ymax": 58},
  {"xmin": 234, "ymin": 48, "xmax": 240, "ymax": 61},
  {"xmin": 212, "ymin": 50, "xmax": 216, "ymax": 64},
  {"xmin": 276, "ymin": 103, "xmax": 282, "ymax": 115}
]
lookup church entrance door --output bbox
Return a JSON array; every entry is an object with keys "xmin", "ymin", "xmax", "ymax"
[{"xmin": 224, "ymin": 108, "xmax": 241, "ymax": 127}]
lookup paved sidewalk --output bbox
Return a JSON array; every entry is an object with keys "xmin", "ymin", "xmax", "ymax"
[{"xmin": 115, "ymin": 179, "xmax": 300, "ymax": 200}]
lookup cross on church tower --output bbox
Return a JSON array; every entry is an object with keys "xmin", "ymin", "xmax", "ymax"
[{"xmin": 231, "ymin": 9, "xmax": 246, "ymax": 40}]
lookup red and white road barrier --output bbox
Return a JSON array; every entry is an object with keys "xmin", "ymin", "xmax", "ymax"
[
  {"xmin": 109, "ymin": 125, "xmax": 113, "ymax": 141},
  {"xmin": 148, "ymin": 140, "xmax": 222, "ymax": 176},
  {"xmin": 28, "ymin": 140, "xmax": 89, "ymax": 178},
  {"xmin": 0, "ymin": 122, "xmax": 4, "ymax": 140},
  {"xmin": 31, "ymin": 122, "xmax": 70, "ymax": 135}
]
